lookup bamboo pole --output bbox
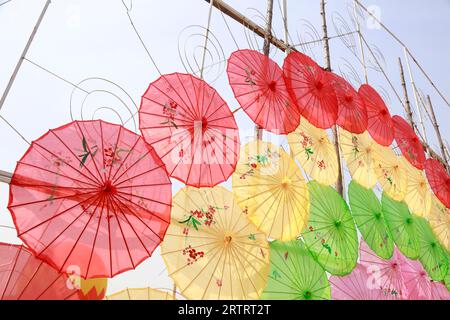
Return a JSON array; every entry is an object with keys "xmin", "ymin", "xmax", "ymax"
[
  {"xmin": 0, "ymin": 0, "xmax": 51, "ymax": 111},
  {"xmin": 254, "ymin": 0, "xmax": 275, "ymax": 140},
  {"xmin": 426, "ymin": 95, "xmax": 449, "ymax": 169},
  {"xmin": 403, "ymin": 47, "xmax": 428, "ymax": 143},
  {"xmin": 0, "ymin": 170, "xmax": 12, "ymax": 184},
  {"xmin": 320, "ymin": 0, "xmax": 344, "ymax": 196},
  {"xmin": 398, "ymin": 58, "xmax": 415, "ymax": 127},
  {"xmin": 353, "ymin": 0, "xmax": 368, "ymax": 84}
]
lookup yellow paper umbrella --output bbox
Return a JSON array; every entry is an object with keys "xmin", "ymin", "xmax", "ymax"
[
  {"xmin": 287, "ymin": 118, "xmax": 338, "ymax": 185},
  {"xmin": 232, "ymin": 140, "xmax": 310, "ymax": 241},
  {"xmin": 372, "ymin": 144, "xmax": 408, "ymax": 201},
  {"xmin": 105, "ymin": 288, "xmax": 175, "ymax": 300},
  {"xmin": 427, "ymin": 196, "xmax": 450, "ymax": 251},
  {"xmin": 161, "ymin": 186, "xmax": 270, "ymax": 300},
  {"xmin": 402, "ymin": 158, "xmax": 432, "ymax": 217},
  {"xmin": 339, "ymin": 129, "xmax": 377, "ymax": 189}
]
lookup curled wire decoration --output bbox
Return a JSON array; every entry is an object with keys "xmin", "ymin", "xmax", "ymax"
[
  {"xmin": 293, "ymin": 19, "xmax": 321, "ymax": 60},
  {"xmin": 377, "ymin": 85, "xmax": 392, "ymax": 106},
  {"xmin": 121, "ymin": 0, "xmax": 133, "ymax": 12},
  {"xmin": 332, "ymin": 12, "xmax": 358, "ymax": 55},
  {"xmin": 243, "ymin": 7, "xmax": 280, "ymax": 59},
  {"xmin": 338, "ymin": 57, "xmax": 362, "ymax": 88},
  {"xmin": 177, "ymin": 25, "xmax": 226, "ymax": 84},
  {"xmin": 69, "ymin": 77, "xmax": 138, "ymax": 132},
  {"xmin": 366, "ymin": 44, "xmax": 386, "ymax": 72}
]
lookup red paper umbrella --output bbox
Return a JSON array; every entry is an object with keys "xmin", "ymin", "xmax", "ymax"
[
  {"xmin": 8, "ymin": 120, "xmax": 172, "ymax": 279},
  {"xmin": 227, "ymin": 49, "xmax": 301, "ymax": 134},
  {"xmin": 140, "ymin": 73, "xmax": 240, "ymax": 187},
  {"xmin": 392, "ymin": 115, "xmax": 426, "ymax": 170},
  {"xmin": 328, "ymin": 72, "xmax": 368, "ymax": 134},
  {"xmin": 283, "ymin": 51, "xmax": 338, "ymax": 129},
  {"xmin": 358, "ymin": 84, "xmax": 394, "ymax": 146},
  {"xmin": 425, "ymin": 158, "xmax": 450, "ymax": 208},
  {"xmin": 0, "ymin": 242, "xmax": 79, "ymax": 300}
]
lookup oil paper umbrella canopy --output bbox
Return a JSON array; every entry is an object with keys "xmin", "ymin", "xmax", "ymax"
[
  {"xmin": 140, "ymin": 72, "xmax": 239, "ymax": 187},
  {"xmin": 161, "ymin": 186, "xmax": 270, "ymax": 300},
  {"xmin": 8, "ymin": 120, "xmax": 172, "ymax": 278},
  {"xmin": 425, "ymin": 158, "xmax": 450, "ymax": 209},
  {"xmin": 348, "ymin": 181, "xmax": 394, "ymax": 260},
  {"xmin": 392, "ymin": 115, "xmax": 426, "ymax": 170},
  {"xmin": 427, "ymin": 197, "xmax": 450, "ymax": 251},
  {"xmin": 402, "ymin": 257, "xmax": 450, "ymax": 300},
  {"xmin": 358, "ymin": 84, "xmax": 394, "ymax": 146},
  {"xmin": 328, "ymin": 72, "xmax": 367, "ymax": 134},
  {"xmin": 414, "ymin": 216, "xmax": 448, "ymax": 281},
  {"xmin": 381, "ymin": 193, "xmax": 420, "ymax": 259},
  {"xmin": 106, "ymin": 288, "xmax": 175, "ymax": 300},
  {"xmin": 372, "ymin": 144, "xmax": 408, "ymax": 201},
  {"xmin": 0, "ymin": 243, "xmax": 79, "ymax": 300},
  {"xmin": 359, "ymin": 240, "xmax": 410, "ymax": 299},
  {"xmin": 227, "ymin": 49, "xmax": 300, "ymax": 134},
  {"xmin": 403, "ymin": 158, "xmax": 432, "ymax": 217},
  {"xmin": 287, "ymin": 117, "xmax": 338, "ymax": 185},
  {"xmin": 302, "ymin": 181, "xmax": 358, "ymax": 276},
  {"xmin": 283, "ymin": 51, "xmax": 338, "ymax": 129},
  {"xmin": 339, "ymin": 130, "xmax": 378, "ymax": 189},
  {"xmin": 330, "ymin": 264, "xmax": 392, "ymax": 300},
  {"xmin": 232, "ymin": 141, "xmax": 310, "ymax": 241},
  {"xmin": 261, "ymin": 240, "xmax": 330, "ymax": 300}
]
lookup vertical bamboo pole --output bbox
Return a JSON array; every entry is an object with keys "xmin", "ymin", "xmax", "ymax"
[
  {"xmin": 255, "ymin": 0, "xmax": 274, "ymax": 140},
  {"xmin": 321, "ymin": 0, "xmax": 344, "ymax": 196},
  {"xmin": 353, "ymin": 0, "xmax": 368, "ymax": 84},
  {"xmin": 426, "ymin": 95, "xmax": 448, "ymax": 169},
  {"xmin": 403, "ymin": 47, "xmax": 428, "ymax": 143},
  {"xmin": 398, "ymin": 58, "xmax": 415, "ymax": 128},
  {"xmin": 0, "ymin": 0, "xmax": 51, "ymax": 111}
]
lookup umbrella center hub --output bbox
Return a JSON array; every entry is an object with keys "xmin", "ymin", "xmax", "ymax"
[
  {"xmin": 314, "ymin": 80, "xmax": 324, "ymax": 91},
  {"xmin": 406, "ymin": 217, "xmax": 413, "ymax": 225},
  {"xmin": 380, "ymin": 109, "xmax": 388, "ymax": 116},
  {"xmin": 268, "ymin": 80, "xmax": 277, "ymax": 92},
  {"xmin": 303, "ymin": 290, "xmax": 313, "ymax": 299},
  {"xmin": 334, "ymin": 220, "xmax": 342, "ymax": 228},
  {"xmin": 392, "ymin": 262, "xmax": 398, "ymax": 270},
  {"xmin": 374, "ymin": 212, "xmax": 382, "ymax": 220},
  {"xmin": 197, "ymin": 117, "xmax": 208, "ymax": 133},
  {"xmin": 281, "ymin": 177, "xmax": 292, "ymax": 189},
  {"xmin": 224, "ymin": 235, "xmax": 233, "ymax": 245},
  {"xmin": 102, "ymin": 180, "xmax": 117, "ymax": 195},
  {"xmin": 344, "ymin": 94, "xmax": 353, "ymax": 104},
  {"xmin": 412, "ymin": 137, "xmax": 418, "ymax": 143}
]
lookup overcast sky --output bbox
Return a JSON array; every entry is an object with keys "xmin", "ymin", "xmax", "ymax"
[{"xmin": 0, "ymin": 0, "xmax": 449, "ymax": 296}]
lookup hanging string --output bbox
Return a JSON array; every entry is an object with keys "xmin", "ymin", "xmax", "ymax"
[
  {"xmin": 121, "ymin": 1, "xmax": 162, "ymax": 76},
  {"xmin": 200, "ymin": 0, "xmax": 215, "ymax": 79},
  {"xmin": 0, "ymin": 114, "xmax": 30, "ymax": 145}
]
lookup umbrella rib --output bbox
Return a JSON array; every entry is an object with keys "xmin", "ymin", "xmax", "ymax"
[
  {"xmin": 0, "ymin": 247, "xmax": 23, "ymax": 300},
  {"xmin": 113, "ymin": 163, "xmax": 168, "ymax": 188}
]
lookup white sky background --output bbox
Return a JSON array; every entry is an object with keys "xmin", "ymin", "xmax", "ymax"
[{"xmin": 0, "ymin": 0, "xmax": 449, "ymax": 296}]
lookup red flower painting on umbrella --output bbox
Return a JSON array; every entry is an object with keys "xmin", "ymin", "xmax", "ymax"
[
  {"xmin": 140, "ymin": 73, "xmax": 239, "ymax": 187},
  {"xmin": 283, "ymin": 51, "xmax": 338, "ymax": 129},
  {"xmin": 8, "ymin": 120, "xmax": 172, "ymax": 279},
  {"xmin": 227, "ymin": 49, "xmax": 301, "ymax": 134}
]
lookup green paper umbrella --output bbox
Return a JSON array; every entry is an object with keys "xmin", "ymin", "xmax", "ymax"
[
  {"xmin": 348, "ymin": 181, "xmax": 394, "ymax": 259},
  {"xmin": 381, "ymin": 193, "xmax": 420, "ymax": 260},
  {"xmin": 261, "ymin": 240, "xmax": 330, "ymax": 300},
  {"xmin": 445, "ymin": 266, "xmax": 450, "ymax": 292},
  {"xmin": 414, "ymin": 216, "xmax": 448, "ymax": 281},
  {"xmin": 302, "ymin": 181, "xmax": 358, "ymax": 275}
]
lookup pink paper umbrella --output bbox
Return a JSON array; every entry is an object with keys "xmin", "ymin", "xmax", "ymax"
[
  {"xmin": 227, "ymin": 49, "xmax": 301, "ymax": 134},
  {"xmin": 140, "ymin": 73, "xmax": 240, "ymax": 187},
  {"xmin": 8, "ymin": 120, "xmax": 172, "ymax": 279},
  {"xmin": 359, "ymin": 240, "xmax": 409, "ymax": 299},
  {"xmin": 401, "ymin": 256, "xmax": 450, "ymax": 300},
  {"xmin": 330, "ymin": 264, "xmax": 392, "ymax": 300},
  {"xmin": 0, "ymin": 243, "xmax": 80, "ymax": 300}
]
